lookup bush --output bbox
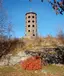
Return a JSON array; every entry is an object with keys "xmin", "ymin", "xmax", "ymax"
[
  {"xmin": 42, "ymin": 46, "xmax": 64, "ymax": 64},
  {"xmin": 0, "ymin": 38, "xmax": 25, "ymax": 58}
]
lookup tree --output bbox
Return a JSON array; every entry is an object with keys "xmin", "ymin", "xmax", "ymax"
[
  {"xmin": 8, "ymin": 22, "xmax": 13, "ymax": 39},
  {"xmin": 29, "ymin": 0, "xmax": 64, "ymax": 15},
  {"xmin": 0, "ymin": 0, "xmax": 8, "ymax": 40},
  {"xmin": 57, "ymin": 30, "xmax": 64, "ymax": 45},
  {"xmin": 0, "ymin": 0, "xmax": 14, "ymax": 58}
]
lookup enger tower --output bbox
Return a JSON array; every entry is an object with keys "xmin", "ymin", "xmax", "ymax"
[{"xmin": 25, "ymin": 12, "xmax": 37, "ymax": 38}]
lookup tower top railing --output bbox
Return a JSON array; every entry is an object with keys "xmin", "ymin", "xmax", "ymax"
[{"xmin": 25, "ymin": 12, "xmax": 37, "ymax": 15}]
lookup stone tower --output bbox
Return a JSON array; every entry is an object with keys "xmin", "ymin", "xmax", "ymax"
[{"xmin": 25, "ymin": 12, "xmax": 37, "ymax": 38}]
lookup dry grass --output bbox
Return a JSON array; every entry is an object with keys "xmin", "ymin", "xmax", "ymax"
[
  {"xmin": 0, "ymin": 37, "xmax": 64, "ymax": 76},
  {"xmin": 0, "ymin": 64, "xmax": 64, "ymax": 76},
  {"xmin": 0, "ymin": 36, "xmax": 64, "ymax": 56}
]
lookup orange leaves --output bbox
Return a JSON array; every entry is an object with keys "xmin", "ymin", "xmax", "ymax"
[{"xmin": 21, "ymin": 56, "xmax": 42, "ymax": 70}]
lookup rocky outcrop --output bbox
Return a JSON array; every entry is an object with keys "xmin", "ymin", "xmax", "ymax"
[{"xmin": 0, "ymin": 52, "xmax": 31, "ymax": 66}]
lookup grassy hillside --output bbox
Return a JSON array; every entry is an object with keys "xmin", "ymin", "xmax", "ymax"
[
  {"xmin": 0, "ymin": 36, "xmax": 64, "ymax": 56},
  {"xmin": 0, "ymin": 36, "xmax": 64, "ymax": 76},
  {"xmin": 0, "ymin": 64, "xmax": 64, "ymax": 76}
]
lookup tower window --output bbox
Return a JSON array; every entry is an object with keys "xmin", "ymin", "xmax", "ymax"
[
  {"xmin": 32, "ymin": 20, "xmax": 34, "ymax": 23},
  {"xmin": 28, "ymin": 30, "xmax": 30, "ymax": 32},
  {"xmin": 33, "ymin": 34, "xmax": 35, "ymax": 36},
  {"xmin": 28, "ymin": 20, "xmax": 30, "ymax": 23},
  {"xmin": 33, "ymin": 30, "xmax": 34, "ymax": 32},
  {"xmin": 28, "ymin": 25, "xmax": 30, "ymax": 27},
  {"xmin": 28, "ymin": 16, "xmax": 30, "ymax": 18},
  {"xmin": 32, "ymin": 25, "xmax": 34, "ymax": 27},
  {"xmin": 32, "ymin": 16, "xmax": 34, "ymax": 18}
]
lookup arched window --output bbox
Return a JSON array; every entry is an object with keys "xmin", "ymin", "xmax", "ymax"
[
  {"xmin": 32, "ymin": 16, "xmax": 34, "ymax": 18},
  {"xmin": 32, "ymin": 20, "xmax": 34, "ymax": 23},
  {"xmin": 28, "ymin": 16, "xmax": 30, "ymax": 18},
  {"xmin": 28, "ymin": 30, "xmax": 30, "ymax": 32},
  {"xmin": 28, "ymin": 20, "xmax": 30, "ymax": 23},
  {"xmin": 28, "ymin": 25, "xmax": 30, "ymax": 27},
  {"xmin": 32, "ymin": 25, "xmax": 34, "ymax": 27},
  {"xmin": 33, "ymin": 34, "xmax": 35, "ymax": 36}
]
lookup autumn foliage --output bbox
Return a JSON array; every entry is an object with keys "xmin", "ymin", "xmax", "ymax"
[{"xmin": 21, "ymin": 56, "xmax": 42, "ymax": 70}]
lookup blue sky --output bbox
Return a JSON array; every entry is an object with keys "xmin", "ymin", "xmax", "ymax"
[{"xmin": 3, "ymin": 0, "xmax": 64, "ymax": 38}]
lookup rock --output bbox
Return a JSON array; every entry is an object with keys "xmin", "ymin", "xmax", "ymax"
[
  {"xmin": 0, "ymin": 59, "xmax": 8, "ymax": 66},
  {"xmin": 35, "ymin": 71, "xmax": 37, "ymax": 73},
  {"xmin": 0, "ymin": 51, "xmax": 31, "ymax": 66},
  {"xmin": 41, "ymin": 70, "xmax": 47, "ymax": 74}
]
